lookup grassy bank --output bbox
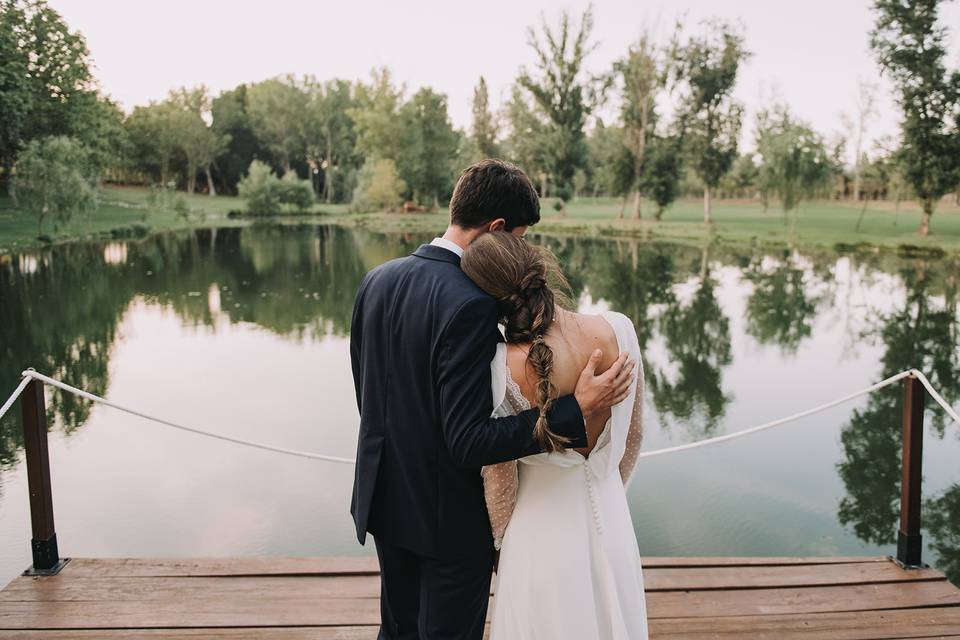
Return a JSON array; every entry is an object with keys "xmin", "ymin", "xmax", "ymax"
[
  {"xmin": 335, "ymin": 196, "xmax": 960, "ymax": 254},
  {"xmin": 2, "ymin": 186, "xmax": 959, "ymax": 255}
]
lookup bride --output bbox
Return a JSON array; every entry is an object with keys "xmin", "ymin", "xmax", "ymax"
[{"xmin": 461, "ymin": 231, "xmax": 648, "ymax": 640}]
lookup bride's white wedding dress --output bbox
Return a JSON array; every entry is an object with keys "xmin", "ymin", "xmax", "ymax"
[{"xmin": 484, "ymin": 310, "xmax": 649, "ymax": 639}]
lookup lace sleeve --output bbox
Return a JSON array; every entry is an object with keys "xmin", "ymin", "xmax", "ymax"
[
  {"xmin": 619, "ymin": 358, "xmax": 645, "ymax": 487},
  {"xmin": 482, "ymin": 460, "xmax": 518, "ymax": 550}
]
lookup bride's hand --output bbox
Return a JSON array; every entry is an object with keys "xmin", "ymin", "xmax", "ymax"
[{"xmin": 573, "ymin": 350, "xmax": 635, "ymax": 421}]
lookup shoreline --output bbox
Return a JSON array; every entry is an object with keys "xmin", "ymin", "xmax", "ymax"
[{"xmin": 1, "ymin": 187, "xmax": 958, "ymax": 257}]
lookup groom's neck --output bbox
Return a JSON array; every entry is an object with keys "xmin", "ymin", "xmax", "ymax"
[{"xmin": 441, "ymin": 225, "xmax": 480, "ymax": 253}]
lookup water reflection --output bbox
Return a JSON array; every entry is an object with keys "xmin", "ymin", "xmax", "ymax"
[{"xmin": 0, "ymin": 225, "xmax": 957, "ymax": 582}]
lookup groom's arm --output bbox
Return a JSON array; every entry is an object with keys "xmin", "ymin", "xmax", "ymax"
[{"xmin": 437, "ymin": 296, "xmax": 587, "ymax": 468}]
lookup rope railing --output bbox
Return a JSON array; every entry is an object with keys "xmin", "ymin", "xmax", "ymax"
[
  {"xmin": 0, "ymin": 367, "xmax": 957, "ymax": 465},
  {"xmin": 3, "ymin": 364, "xmax": 956, "ymax": 574}
]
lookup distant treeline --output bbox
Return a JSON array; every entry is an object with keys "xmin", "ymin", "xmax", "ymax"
[{"xmin": 1, "ymin": 0, "xmax": 958, "ymax": 234}]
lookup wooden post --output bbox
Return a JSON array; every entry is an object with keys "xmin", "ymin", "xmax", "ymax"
[
  {"xmin": 896, "ymin": 375, "xmax": 925, "ymax": 568},
  {"xmin": 20, "ymin": 378, "xmax": 67, "ymax": 575}
]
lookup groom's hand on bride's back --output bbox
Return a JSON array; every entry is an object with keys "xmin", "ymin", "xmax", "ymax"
[{"xmin": 574, "ymin": 350, "xmax": 635, "ymax": 422}]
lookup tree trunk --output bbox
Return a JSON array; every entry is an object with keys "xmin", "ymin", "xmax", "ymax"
[
  {"xmin": 325, "ymin": 135, "xmax": 335, "ymax": 204},
  {"xmin": 703, "ymin": 186, "xmax": 712, "ymax": 224},
  {"xmin": 619, "ymin": 196, "xmax": 627, "ymax": 219},
  {"xmin": 655, "ymin": 206, "xmax": 663, "ymax": 222},
  {"xmin": 919, "ymin": 200, "xmax": 932, "ymax": 236},
  {"xmin": 632, "ymin": 190, "xmax": 642, "ymax": 220},
  {"xmin": 205, "ymin": 166, "xmax": 216, "ymax": 197}
]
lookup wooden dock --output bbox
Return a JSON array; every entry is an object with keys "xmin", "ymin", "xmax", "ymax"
[{"xmin": 0, "ymin": 555, "xmax": 958, "ymax": 638}]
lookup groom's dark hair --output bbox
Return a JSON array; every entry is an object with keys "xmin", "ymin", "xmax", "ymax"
[{"xmin": 449, "ymin": 159, "xmax": 541, "ymax": 231}]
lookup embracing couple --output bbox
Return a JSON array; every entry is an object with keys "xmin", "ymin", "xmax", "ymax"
[{"xmin": 350, "ymin": 159, "xmax": 649, "ymax": 639}]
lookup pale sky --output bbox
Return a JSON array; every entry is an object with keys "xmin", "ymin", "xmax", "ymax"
[{"xmin": 51, "ymin": 0, "xmax": 960, "ymax": 163}]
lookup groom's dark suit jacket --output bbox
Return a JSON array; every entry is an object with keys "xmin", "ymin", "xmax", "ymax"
[{"xmin": 350, "ymin": 243, "xmax": 587, "ymax": 559}]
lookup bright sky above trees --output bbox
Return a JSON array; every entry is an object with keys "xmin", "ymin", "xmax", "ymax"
[{"xmin": 50, "ymin": 0, "xmax": 960, "ymax": 163}]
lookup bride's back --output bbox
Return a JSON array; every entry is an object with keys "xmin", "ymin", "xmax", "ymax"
[{"xmin": 506, "ymin": 309, "xmax": 619, "ymax": 455}]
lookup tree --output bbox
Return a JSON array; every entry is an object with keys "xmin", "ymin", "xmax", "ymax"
[
  {"xmin": 12, "ymin": 136, "xmax": 96, "ymax": 235},
  {"xmin": 755, "ymin": 104, "xmax": 831, "ymax": 215},
  {"xmin": 301, "ymin": 78, "xmax": 356, "ymax": 203},
  {"xmin": 587, "ymin": 121, "xmax": 634, "ymax": 212},
  {"xmin": 349, "ymin": 68, "xmax": 407, "ymax": 165},
  {"xmin": 400, "ymin": 88, "xmax": 458, "ymax": 206},
  {"xmin": 518, "ymin": 7, "xmax": 599, "ymax": 214},
  {"xmin": 351, "ymin": 158, "xmax": 406, "ymax": 212},
  {"xmin": 0, "ymin": 1, "xmax": 103, "ymax": 190},
  {"xmin": 840, "ymin": 81, "xmax": 878, "ymax": 202},
  {"xmin": 502, "ymin": 84, "xmax": 548, "ymax": 190},
  {"xmin": 471, "ymin": 76, "xmax": 500, "ymax": 159},
  {"xmin": 238, "ymin": 160, "xmax": 314, "ymax": 215},
  {"xmin": 673, "ymin": 20, "xmax": 750, "ymax": 223},
  {"xmin": 169, "ymin": 86, "xmax": 228, "ymax": 195},
  {"xmin": 211, "ymin": 84, "xmax": 268, "ymax": 195},
  {"xmin": 870, "ymin": 0, "xmax": 960, "ymax": 236},
  {"xmin": 124, "ymin": 101, "xmax": 181, "ymax": 186},
  {"xmin": 639, "ymin": 135, "xmax": 683, "ymax": 220},
  {"xmin": 614, "ymin": 33, "xmax": 665, "ymax": 218},
  {"xmin": 246, "ymin": 76, "xmax": 305, "ymax": 173}
]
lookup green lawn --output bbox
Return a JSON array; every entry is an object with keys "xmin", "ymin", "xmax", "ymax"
[
  {"xmin": 1, "ymin": 186, "xmax": 958, "ymax": 254},
  {"xmin": 337, "ymin": 196, "xmax": 960, "ymax": 254}
]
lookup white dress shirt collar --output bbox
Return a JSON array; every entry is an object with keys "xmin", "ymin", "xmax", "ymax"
[{"xmin": 430, "ymin": 237, "xmax": 465, "ymax": 258}]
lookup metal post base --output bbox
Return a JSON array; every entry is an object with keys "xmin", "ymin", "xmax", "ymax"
[
  {"xmin": 894, "ymin": 531, "xmax": 926, "ymax": 569},
  {"xmin": 24, "ymin": 533, "xmax": 67, "ymax": 575},
  {"xmin": 23, "ymin": 557, "xmax": 70, "ymax": 576}
]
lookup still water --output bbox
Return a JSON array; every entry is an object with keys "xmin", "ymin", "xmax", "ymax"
[{"xmin": 0, "ymin": 224, "xmax": 958, "ymax": 586}]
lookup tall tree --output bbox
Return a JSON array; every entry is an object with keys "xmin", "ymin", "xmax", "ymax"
[
  {"xmin": 301, "ymin": 78, "xmax": 356, "ymax": 203},
  {"xmin": 246, "ymin": 76, "xmax": 305, "ymax": 173},
  {"xmin": 349, "ymin": 67, "xmax": 407, "ymax": 164},
  {"xmin": 400, "ymin": 88, "xmax": 459, "ymax": 206},
  {"xmin": 169, "ymin": 86, "xmax": 227, "ymax": 195},
  {"xmin": 755, "ymin": 104, "xmax": 831, "ymax": 214},
  {"xmin": 0, "ymin": 0, "xmax": 102, "ymax": 189},
  {"xmin": 471, "ymin": 76, "xmax": 500, "ymax": 159},
  {"xmin": 211, "ymin": 84, "xmax": 266, "ymax": 195},
  {"xmin": 673, "ymin": 20, "xmax": 750, "ymax": 223},
  {"xmin": 124, "ymin": 101, "xmax": 181, "ymax": 186},
  {"xmin": 614, "ymin": 33, "xmax": 664, "ymax": 219},
  {"xmin": 502, "ymin": 84, "xmax": 548, "ymax": 190},
  {"xmin": 870, "ymin": 0, "xmax": 960, "ymax": 236},
  {"xmin": 518, "ymin": 7, "xmax": 599, "ymax": 214}
]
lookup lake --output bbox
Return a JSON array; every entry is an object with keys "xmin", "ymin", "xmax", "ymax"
[{"xmin": 0, "ymin": 224, "xmax": 958, "ymax": 587}]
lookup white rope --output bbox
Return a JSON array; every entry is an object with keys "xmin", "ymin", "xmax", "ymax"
[
  {"xmin": 0, "ymin": 367, "xmax": 957, "ymax": 464},
  {"xmin": 1, "ymin": 370, "xmax": 355, "ymax": 464},
  {"xmin": 635, "ymin": 369, "xmax": 917, "ymax": 459}
]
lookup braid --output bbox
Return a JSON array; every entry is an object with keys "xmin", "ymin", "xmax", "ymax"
[
  {"xmin": 459, "ymin": 231, "xmax": 574, "ymax": 453},
  {"xmin": 528, "ymin": 334, "xmax": 569, "ymax": 453}
]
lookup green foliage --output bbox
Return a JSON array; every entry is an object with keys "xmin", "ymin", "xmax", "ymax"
[
  {"xmin": 502, "ymin": 84, "xmax": 548, "ymax": 185},
  {"xmin": 302, "ymin": 77, "xmax": 358, "ymax": 203},
  {"xmin": 870, "ymin": 0, "xmax": 960, "ymax": 235},
  {"xmin": 12, "ymin": 135, "xmax": 97, "ymax": 234},
  {"xmin": 672, "ymin": 19, "xmax": 750, "ymax": 219},
  {"xmin": 471, "ymin": 76, "xmax": 500, "ymax": 159},
  {"xmin": 587, "ymin": 122, "xmax": 634, "ymax": 199},
  {"xmin": 349, "ymin": 68, "xmax": 408, "ymax": 164},
  {"xmin": 238, "ymin": 160, "xmax": 314, "ymax": 215},
  {"xmin": 351, "ymin": 158, "xmax": 406, "ymax": 212},
  {"xmin": 518, "ymin": 7, "xmax": 599, "ymax": 201},
  {"xmin": 755, "ymin": 105, "xmax": 831, "ymax": 211},
  {"xmin": 246, "ymin": 76, "xmax": 306, "ymax": 172},
  {"xmin": 639, "ymin": 136, "xmax": 683, "ymax": 218},
  {"xmin": 399, "ymin": 88, "xmax": 459, "ymax": 205},
  {"xmin": 0, "ymin": 0, "xmax": 121, "ymax": 188}
]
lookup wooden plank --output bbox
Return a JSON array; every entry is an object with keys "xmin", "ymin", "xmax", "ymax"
[
  {"xmin": 0, "ymin": 629, "xmax": 377, "ymax": 639},
  {"xmin": 649, "ymin": 606, "xmax": 960, "ymax": 639},
  {"xmin": 1, "ymin": 580, "xmax": 958, "ymax": 629},
  {"xmin": 645, "ymin": 580, "xmax": 960, "ymax": 619},
  {"xmin": 0, "ymin": 563, "xmax": 943, "ymax": 604},
  {"xmin": 53, "ymin": 555, "xmax": 888, "ymax": 578}
]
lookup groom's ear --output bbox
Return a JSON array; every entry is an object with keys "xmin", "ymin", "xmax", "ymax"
[{"xmin": 487, "ymin": 218, "xmax": 507, "ymax": 232}]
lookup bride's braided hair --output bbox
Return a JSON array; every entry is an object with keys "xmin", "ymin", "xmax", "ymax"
[{"xmin": 461, "ymin": 231, "xmax": 571, "ymax": 453}]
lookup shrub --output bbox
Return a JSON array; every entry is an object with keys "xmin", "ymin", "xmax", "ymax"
[
  {"xmin": 238, "ymin": 160, "xmax": 315, "ymax": 215},
  {"xmin": 351, "ymin": 158, "xmax": 406, "ymax": 212}
]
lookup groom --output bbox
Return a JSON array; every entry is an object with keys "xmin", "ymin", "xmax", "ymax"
[{"xmin": 350, "ymin": 159, "xmax": 635, "ymax": 639}]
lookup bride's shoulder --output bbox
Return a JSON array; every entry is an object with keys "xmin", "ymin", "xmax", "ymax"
[{"xmin": 597, "ymin": 309, "xmax": 640, "ymax": 345}]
